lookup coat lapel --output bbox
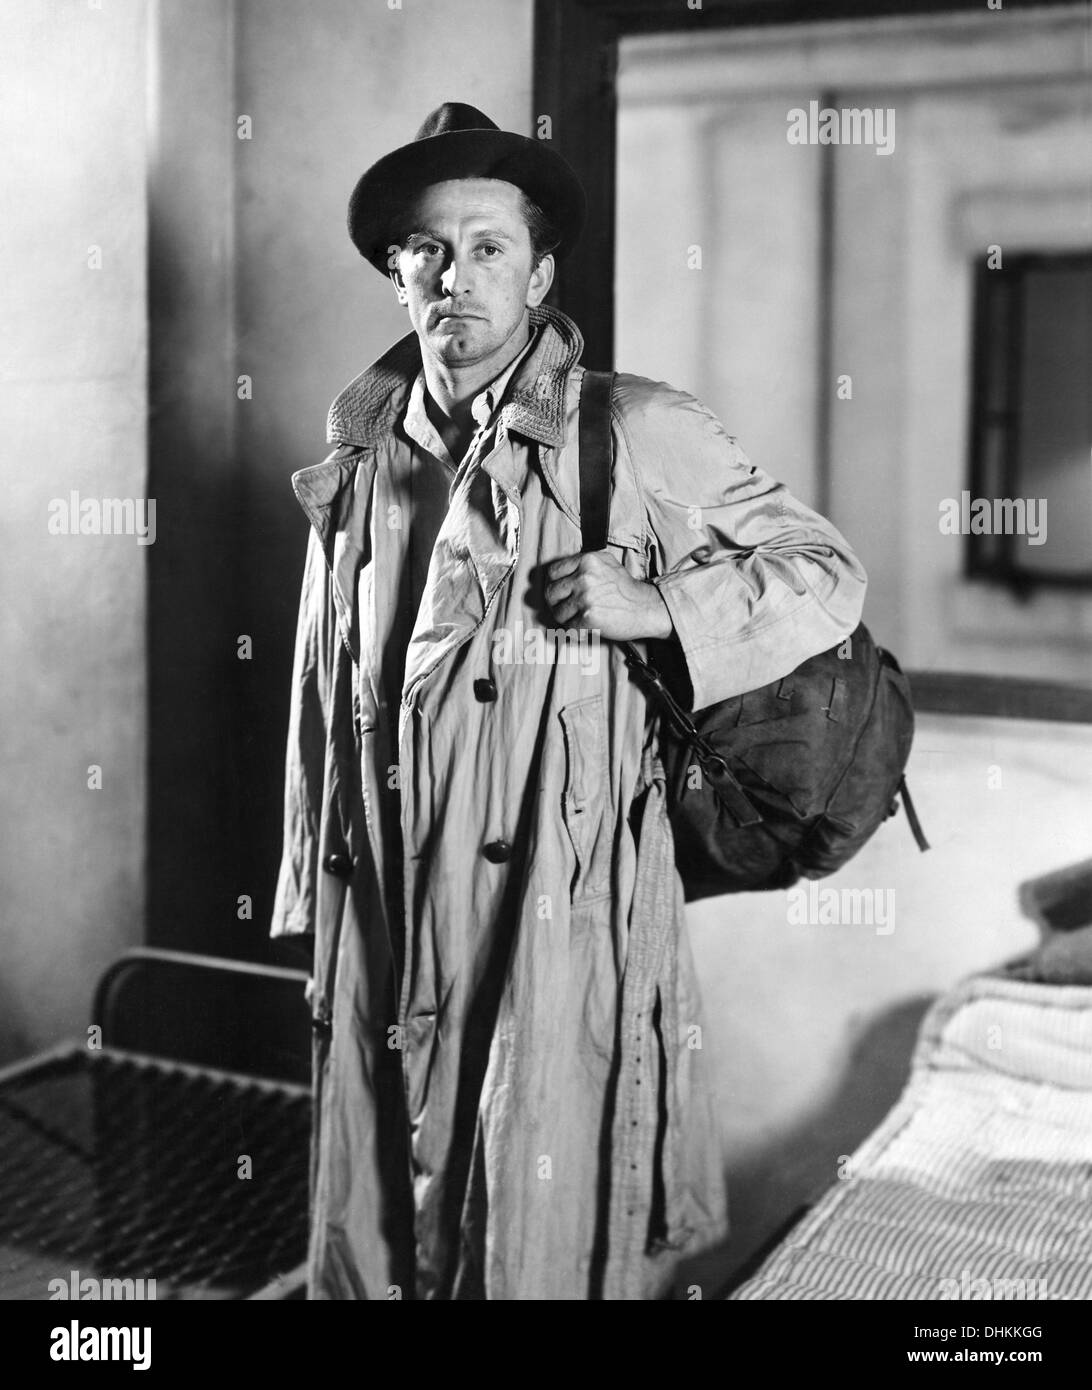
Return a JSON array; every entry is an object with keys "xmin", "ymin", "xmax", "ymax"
[{"xmin": 292, "ymin": 447, "xmax": 378, "ymax": 669}]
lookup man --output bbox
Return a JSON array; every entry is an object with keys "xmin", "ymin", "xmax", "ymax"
[{"xmin": 271, "ymin": 103, "xmax": 866, "ymax": 1300}]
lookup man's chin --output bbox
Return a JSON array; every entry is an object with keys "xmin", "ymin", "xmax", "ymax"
[{"xmin": 429, "ymin": 325, "xmax": 491, "ymax": 363}]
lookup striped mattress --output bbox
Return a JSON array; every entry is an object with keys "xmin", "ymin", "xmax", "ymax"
[{"xmin": 732, "ymin": 974, "xmax": 1092, "ymax": 1300}]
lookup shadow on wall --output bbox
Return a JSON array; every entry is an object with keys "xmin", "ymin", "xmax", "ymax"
[{"xmin": 678, "ymin": 992, "xmax": 937, "ymax": 1299}]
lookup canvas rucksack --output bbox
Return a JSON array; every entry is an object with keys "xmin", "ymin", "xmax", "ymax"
[{"xmin": 577, "ymin": 369, "xmax": 929, "ymax": 902}]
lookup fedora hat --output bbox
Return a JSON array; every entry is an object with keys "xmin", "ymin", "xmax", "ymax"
[{"xmin": 348, "ymin": 101, "xmax": 586, "ymax": 273}]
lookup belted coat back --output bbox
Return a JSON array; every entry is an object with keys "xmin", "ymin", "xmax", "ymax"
[{"xmin": 271, "ymin": 305, "xmax": 867, "ymax": 1299}]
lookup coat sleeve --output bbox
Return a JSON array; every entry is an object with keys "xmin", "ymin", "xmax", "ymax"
[
  {"xmin": 270, "ymin": 524, "xmax": 335, "ymax": 938},
  {"xmin": 613, "ymin": 375, "xmax": 867, "ymax": 711}
]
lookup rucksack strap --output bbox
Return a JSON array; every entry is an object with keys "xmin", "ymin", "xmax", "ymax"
[
  {"xmin": 577, "ymin": 370, "xmax": 614, "ymax": 553},
  {"xmin": 898, "ymin": 775, "xmax": 931, "ymax": 853}
]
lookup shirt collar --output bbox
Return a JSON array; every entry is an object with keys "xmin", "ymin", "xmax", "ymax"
[{"xmin": 401, "ymin": 325, "xmax": 540, "ymax": 468}]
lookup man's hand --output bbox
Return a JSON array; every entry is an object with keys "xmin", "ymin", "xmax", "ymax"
[{"xmin": 543, "ymin": 550, "xmax": 674, "ymax": 641}]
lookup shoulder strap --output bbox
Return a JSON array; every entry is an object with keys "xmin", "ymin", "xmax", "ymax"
[{"xmin": 577, "ymin": 369, "xmax": 615, "ymax": 553}]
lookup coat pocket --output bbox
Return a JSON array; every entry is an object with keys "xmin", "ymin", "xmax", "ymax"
[{"xmin": 559, "ymin": 696, "xmax": 612, "ymax": 906}]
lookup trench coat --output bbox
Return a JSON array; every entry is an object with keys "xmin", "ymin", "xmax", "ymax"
[{"xmin": 271, "ymin": 305, "xmax": 867, "ymax": 1299}]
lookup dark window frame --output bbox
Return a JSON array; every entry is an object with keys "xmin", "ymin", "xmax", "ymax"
[{"xmin": 534, "ymin": 0, "xmax": 1092, "ymax": 722}]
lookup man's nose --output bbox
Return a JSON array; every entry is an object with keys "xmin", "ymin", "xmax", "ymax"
[{"xmin": 439, "ymin": 252, "xmax": 473, "ymax": 297}]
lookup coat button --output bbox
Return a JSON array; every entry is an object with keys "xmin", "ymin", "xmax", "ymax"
[
  {"xmin": 483, "ymin": 840, "xmax": 512, "ymax": 863},
  {"xmin": 473, "ymin": 678, "xmax": 498, "ymax": 703},
  {"xmin": 323, "ymin": 851, "xmax": 353, "ymax": 878}
]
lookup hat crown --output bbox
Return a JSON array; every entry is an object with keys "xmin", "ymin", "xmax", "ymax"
[{"xmin": 414, "ymin": 102, "xmax": 499, "ymax": 142}]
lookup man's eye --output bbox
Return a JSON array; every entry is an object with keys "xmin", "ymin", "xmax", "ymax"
[
  {"xmin": 412, "ymin": 242, "xmax": 442, "ymax": 257},
  {"xmin": 477, "ymin": 244, "xmax": 502, "ymax": 257}
]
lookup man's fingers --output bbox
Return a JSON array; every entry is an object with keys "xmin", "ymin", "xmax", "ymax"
[
  {"xmin": 544, "ymin": 553, "xmax": 584, "ymax": 582},
  {"xmin": 544, "ymin": 550, "xmax": 628, "ymax": 628},
  {"xmin": 549, "ymin": 597, "xmax": 584, "ymax": 626},
  {"xmin": 544, "ymin": 573, "xmax": 585, "ymax": 608},
  {"xmin": 545, "ymin": 584, "xmax": 584, "ymax": 622}
]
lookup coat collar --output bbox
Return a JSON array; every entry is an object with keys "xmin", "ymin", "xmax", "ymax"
[{"xmin": 325, "ymin": 304, "xmax": 584, "ymax": 450}]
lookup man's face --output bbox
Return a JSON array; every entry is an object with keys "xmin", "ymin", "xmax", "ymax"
[{"xmin": 392, "ymin": 178, "xmax": 554, "ymax": 369}]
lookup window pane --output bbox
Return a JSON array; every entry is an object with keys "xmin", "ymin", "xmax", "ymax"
[{"xmin": 1015, "ymin": 263, "xmax": 1092, "ymax": 578}]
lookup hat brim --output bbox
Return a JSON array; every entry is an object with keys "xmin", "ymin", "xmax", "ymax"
[{"xmin": 348, "ymin": 127, "xmax": 586, "ymax": 273}]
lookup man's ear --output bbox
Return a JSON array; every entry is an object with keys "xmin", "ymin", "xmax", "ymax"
[
  {"xmin": 390, "ymin": 268, "xmax": 409, "ymax": 306},
  {"xmin": 526, "ymin": 253, "xmax": 555, "ymax": 309}
]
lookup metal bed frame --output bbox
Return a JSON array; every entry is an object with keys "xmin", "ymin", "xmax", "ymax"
[{"xmin": 0, "ymin": 949, "xmax": 312, "ymax": 1302}]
